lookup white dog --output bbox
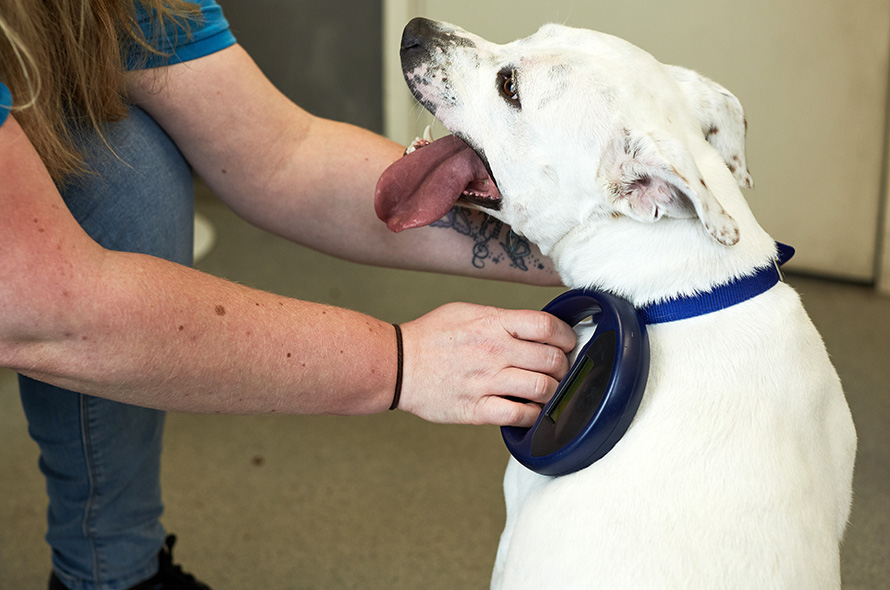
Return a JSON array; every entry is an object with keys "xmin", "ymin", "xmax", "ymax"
[{"xmin": 376, "ymin": 18, "xmax": 857, "ymax": 589}]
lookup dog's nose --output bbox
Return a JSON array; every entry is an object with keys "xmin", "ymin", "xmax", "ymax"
[{"xmin": 401, "ymin": 17, "xmax": 437, "ymax": 54}]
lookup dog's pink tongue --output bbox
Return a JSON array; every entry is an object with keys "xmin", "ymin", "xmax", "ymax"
[{"xmin": 375, "ymin": 134, "xmax": 497, "ymax": 232}]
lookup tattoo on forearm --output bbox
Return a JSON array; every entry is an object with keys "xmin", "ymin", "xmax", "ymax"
[{"xmin": 431, "ymin": 208, "xmax": 546, "ymax": 272}]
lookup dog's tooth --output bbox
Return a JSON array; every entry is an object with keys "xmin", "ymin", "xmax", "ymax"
[
  {"xmin": 423, "ymin": 125, "xmax": 434, "ymax": 142},
  {"xmin": 404, "ymin": 134, "xmax": 433, "ymax": 156}
]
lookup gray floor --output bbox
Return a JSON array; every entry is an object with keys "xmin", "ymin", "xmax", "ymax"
[{"xmin": 2, "ymin": 187, "xmax": 888, "ymax": 589}]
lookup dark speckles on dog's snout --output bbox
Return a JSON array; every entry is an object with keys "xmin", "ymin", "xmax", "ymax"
[{"xmin": 441, "ymin": 31, "xmax": 478, "ymax": 50}]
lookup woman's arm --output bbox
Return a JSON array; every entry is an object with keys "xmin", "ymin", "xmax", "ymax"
[
  {"xmin": 0, "ymin": 114, "xmax": 574, "ymax": 424},
  {"xmin": 127, "ymin": 44, "xmax": 561, "ymax": 285}
]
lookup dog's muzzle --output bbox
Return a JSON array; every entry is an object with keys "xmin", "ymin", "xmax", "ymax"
[{"xmin": 376, "ymin": 20, "xmax": 501, "ymax": 233}]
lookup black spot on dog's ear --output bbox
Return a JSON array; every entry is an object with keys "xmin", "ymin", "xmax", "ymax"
[
  {"xmin": 706, "ymin": 126, "xmax": 719, "ymax": 139},
  {"xmin": 622, "ymin": 128, "xmax": 642, "ymax": 158}
]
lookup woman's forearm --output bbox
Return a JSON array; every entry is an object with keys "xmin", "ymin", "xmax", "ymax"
[
  {"xmin": 128, "ymin": 45, "xmax": 563, "ymax": 286},
  {"xmin": 5, "ymin": 248, "xmax": 397, "ymax": 415}
]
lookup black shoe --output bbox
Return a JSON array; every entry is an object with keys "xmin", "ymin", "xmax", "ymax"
[
  {"xmin": 48, "ymin": 535, "xmax": 211, "ymax": 590},
  {"xmin": 131, "ymin": 535, "xmax": 211, "ymax": 590},
  {"xmin": 48, "ymin": 571, "xmax": 67, "ymax": 590}
]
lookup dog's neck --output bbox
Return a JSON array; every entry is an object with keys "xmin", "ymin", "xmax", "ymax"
[{"xmin": 547, "ymin": 210, "xmax": 777, "ymax": 309}]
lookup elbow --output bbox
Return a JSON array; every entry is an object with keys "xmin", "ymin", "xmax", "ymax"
[{"xmin": 0, "ymin": 258, "xmax": 104, "ymax": 374}]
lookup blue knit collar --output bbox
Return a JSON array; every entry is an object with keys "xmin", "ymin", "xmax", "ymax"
[{"xmin": 623, "ymin": 243, "xmax": 794, "ymax": 325}]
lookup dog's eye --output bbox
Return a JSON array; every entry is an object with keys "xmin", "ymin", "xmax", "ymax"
[{"xmin": 497, "ymin": 68, "xmax": 520, "ymax": 105}]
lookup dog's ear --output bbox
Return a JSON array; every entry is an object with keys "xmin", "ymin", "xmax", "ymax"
[
  {"xmin": 599, "ymin": 129, "xmax": 740, "ymax": 246},
  {"xmin": 665, "ymin": 65, "xmax": 754, "ymax": 189}
]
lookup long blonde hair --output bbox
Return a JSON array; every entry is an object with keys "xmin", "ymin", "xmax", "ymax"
[{"xmin": 0, "ymin": 0, "xmax": 200, "ymax": 182}]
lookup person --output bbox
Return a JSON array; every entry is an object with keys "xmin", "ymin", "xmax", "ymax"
[{"xmin": 0, "ymin": 1, "xmax": 575, "ymax": 589}]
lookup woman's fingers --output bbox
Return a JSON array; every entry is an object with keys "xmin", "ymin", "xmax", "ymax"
[{"xmin": 398, "ymin": 302, "xmax": 576, "ymax": 426}]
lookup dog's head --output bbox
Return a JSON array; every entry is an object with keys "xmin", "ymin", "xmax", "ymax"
[{"xmin": 376, "ymin": 19, "xmax": 765, "ymax": 293}]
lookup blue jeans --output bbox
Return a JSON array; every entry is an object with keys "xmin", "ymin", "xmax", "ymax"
[{"xmin": 19, "ymin": 105, "xmax": 194, "ymax": 590}]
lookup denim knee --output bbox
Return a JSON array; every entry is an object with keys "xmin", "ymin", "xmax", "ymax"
[{"xmin": 21, "ymin": 105, "xmax": 196, "ymax": 588}]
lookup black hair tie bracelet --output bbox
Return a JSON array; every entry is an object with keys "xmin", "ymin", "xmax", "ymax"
[{"xmin": 389, "ymin": 324, "xmax": 403, "ymax": 410}]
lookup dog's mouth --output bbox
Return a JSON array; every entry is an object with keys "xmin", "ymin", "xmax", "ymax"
[{"xmin": 375, "ymin": 133, "xmax": 502, "ymax": 232}]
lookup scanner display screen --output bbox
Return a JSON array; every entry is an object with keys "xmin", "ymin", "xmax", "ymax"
[
  {"xmin": 537, "ymin": 329, "xmax": 616, "ymax": 453},
  {"xmin": 547, "ymin": 356, "xmax": 596, "ymax": 423}
]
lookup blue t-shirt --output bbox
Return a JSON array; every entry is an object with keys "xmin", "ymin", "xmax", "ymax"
[
  {"xmin": 0, "ymin": 82, "xmax": 11, "ymax": 128},
  {"xmin": 0, "ymin": 0, "xmax": 236, "ymax": 128},
  {"xmin": 130, "ymin": 0, "xmax": 236, "ymax": 68}
]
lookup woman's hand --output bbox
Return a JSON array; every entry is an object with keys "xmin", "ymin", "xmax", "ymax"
[{"xmin": 397, "ymin": 303, "xmax": 576, "ymax": 426}]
